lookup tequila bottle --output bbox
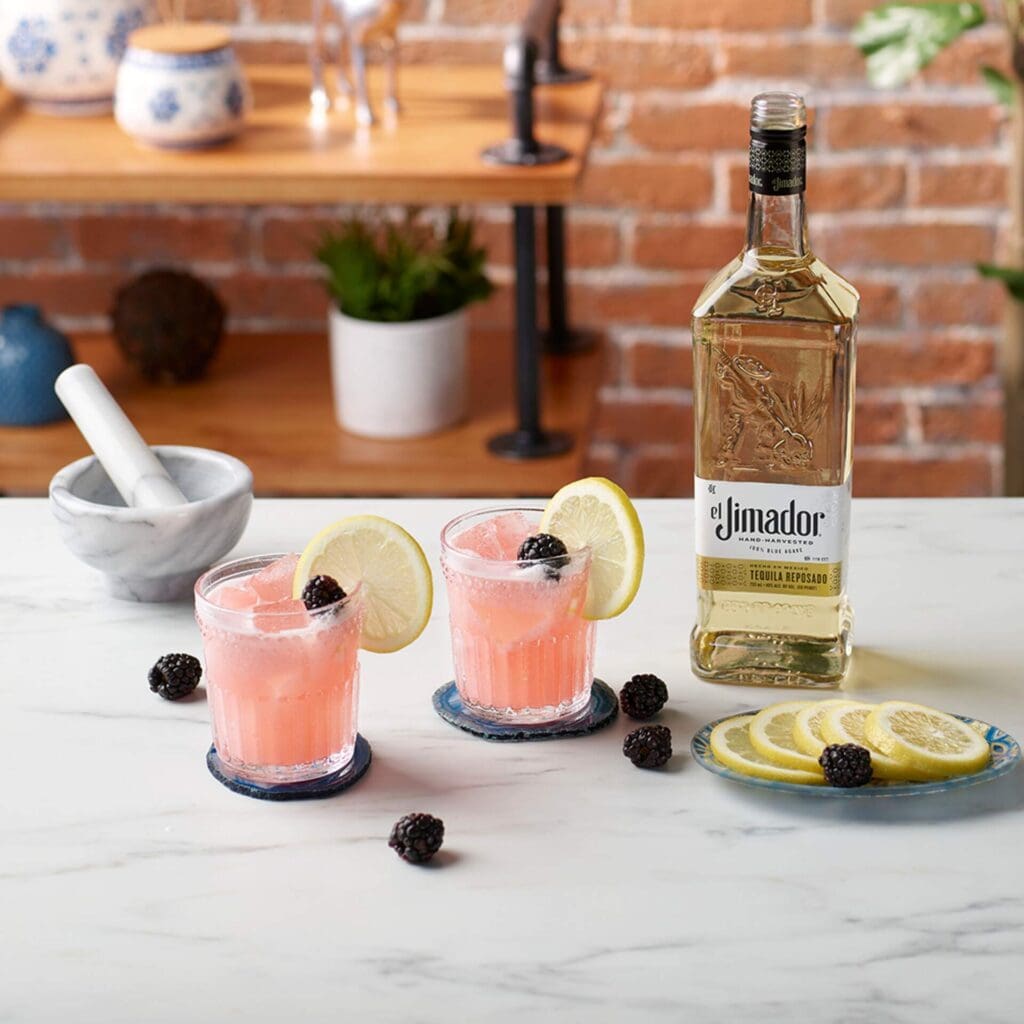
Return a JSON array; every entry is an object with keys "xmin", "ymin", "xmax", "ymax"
[{"xmin": 691, "ymin": 93, "xmax": 858, "ymax": 687}]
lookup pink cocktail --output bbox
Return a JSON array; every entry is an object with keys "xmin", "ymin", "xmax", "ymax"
[
  {"xmin": 195, "ymin": 553, "xmax": 364, "ymax": 786},
  {"xmin": 441, "ymin": 508, "xmax": 595, "ymax": 725}
]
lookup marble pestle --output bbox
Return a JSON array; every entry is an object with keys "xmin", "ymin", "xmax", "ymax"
[{"xmin": 54, "ymin": 364, "xmax": 189, "ymax": 508}]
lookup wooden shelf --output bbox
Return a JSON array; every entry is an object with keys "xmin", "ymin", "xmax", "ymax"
[
  {"xmin": 0, "ymin": 331, "xmax": 602, "ymax": 497},
  {"xmin": 0, "ymin": 64, "xmax": 602, "ymax": 205}
]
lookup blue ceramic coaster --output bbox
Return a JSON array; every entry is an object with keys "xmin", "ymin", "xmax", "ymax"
[
  {"xmin": 206, "ymin": 734, "xmax": 372, "ymax": 801},
  {"xmin": 432, "ymin": 679, "xmax": 617, "ymax": 741}
]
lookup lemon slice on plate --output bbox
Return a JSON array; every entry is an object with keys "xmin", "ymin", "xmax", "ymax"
[
  {"xmin": 293, "ymin": 515, "xmax": 433, "ymax": 654},
  {"xmin": 819, "ymin": 701, "xmax": 938, "ymax": 782},
  {"xmin": 709, "ymin": 715, "xmax": 824, "ymax": 785},
  {"xmin": 539, "ymin": 477, "xmax": 644, "ymax": 620},
  {"xmin": 748, "ymin": 701, "xmax": 824, "ymax": 774},
  {"xmin": 864, "ymin": 701, "xmax": 991, "ymax": 779},
  {"xmin": 792, "ymin": 699, "xmax": 858, "ymax": 758}
]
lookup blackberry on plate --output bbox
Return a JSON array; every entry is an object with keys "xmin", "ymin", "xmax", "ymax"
[
  {"xmin": 619, "ymin": 673, "xmax": 669, "ymax": 720},
  {"xmin": 819, "ymin": 743, "xmax": 873, "ymax": 788},
  {"xmin": 517, "ymin": 533, "xmax": 570, "ymax": 580},
  {"xmin": 148, "ymin": 653, "xmax": 202, "ymax": 701},
  {"xmin": 301, "ymin": 574, "xmax": 347, "ymax": 611},
  {"xmin": 623, "ymin": 725, "xmax": 673, "ymax": 769},
  {"xmin": 389, "ymin": 812, "xmax": 445, "ymax": 864}
]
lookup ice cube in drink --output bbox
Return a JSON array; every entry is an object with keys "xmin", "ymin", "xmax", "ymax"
[{"xmin": 248, "ymin": 553, "xmax": 300, "ymax": 601}]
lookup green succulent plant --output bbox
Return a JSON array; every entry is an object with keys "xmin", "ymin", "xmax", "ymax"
[{"xmin": 316, "ymin": 210, "xmax": 493, "ymax": 323}]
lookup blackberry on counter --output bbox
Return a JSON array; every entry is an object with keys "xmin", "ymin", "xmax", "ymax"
[
  {"xmin": 619, "ymin": 673, "xmax": 669, "ymax": 720},
  {"xmin": 301, "ymin": 574, "xmax": 347, "ymax": 611},
  {"xmin": 148, "ymin": 653, "xmax": 202, "ymax": 701},
  {"xmin": 517, "ymin": 533, "xmax": 570, "ymax": 580},
  {"xmin": 389, "ymin": 813, "xmax": 445, "ymax": 864},
  {"xmin": 819, "ymin": 743, "xmax": 873, "ymax": 788},
  {"xmin": 623, "ymin": 725, "xmax": 673, "ymax": 770}
]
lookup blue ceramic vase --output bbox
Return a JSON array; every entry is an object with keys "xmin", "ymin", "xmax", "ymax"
[{"xmin": 0, "ymin": 305, "xmax": 74, "ymax": 425}]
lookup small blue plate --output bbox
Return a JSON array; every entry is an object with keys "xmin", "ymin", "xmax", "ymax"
[{"xmin": 691, "ymin": 711, "xmax": 1021, "ymax": 798}]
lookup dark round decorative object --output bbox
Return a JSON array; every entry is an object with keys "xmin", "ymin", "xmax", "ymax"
[
  {"xmin": 819, "ymin": 743, "xmax": 873, "ymax": 788},
  {"xmin": 149, "ymin": 653, "xmax": 202, "ymax": 701},
  {"xmin": 623, "ymin": 725, "xmax": 673, "ymax": 770},
  {"xmin": 619, "ymin": 673, "xmax": 669, "ymax": 721},
  {"xmin": 111, "ymin": 269, "xmax": 226, "ymax": 383},
  {"xmin": 389, "ymin": 813, "xmax": 445, "ymax": 864}
]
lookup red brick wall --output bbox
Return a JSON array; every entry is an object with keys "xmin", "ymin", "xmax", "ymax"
[{"xmin": 2, "ymin": 0, "xmax": 1008, "ymax": 495}]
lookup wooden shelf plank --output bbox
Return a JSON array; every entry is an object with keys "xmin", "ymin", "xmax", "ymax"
[
  {"xmin": 0, "ymin": 65, "xmax": 602, "ymax": 205},
  {"xmin": 0, "ymin": 331, "xmax": 602, "ymax": 497}
]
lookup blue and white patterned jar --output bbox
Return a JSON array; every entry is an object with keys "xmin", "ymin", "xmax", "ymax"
[
  {"xmin": 0, "ymin": 305, "xmax": 74, "ymax": 426},
  {"xmin": 0, "ymin": 0, "xmax": 158, "ymax": 115},
  {"xmin": 114, "ymin": 24, "xmax": 249, "ymax": 149}
]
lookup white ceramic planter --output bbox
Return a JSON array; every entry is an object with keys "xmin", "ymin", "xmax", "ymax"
[
  {"xmin": 114, "ymin": 24, "xmax": 249, "ymax": 149},
  {"xmin": 0, "ymin": 0, "xmax": 158, "ymax": 115},
  {"xmin": 329, "ymin": 308, "xmax": 468, "ymax": 439}
]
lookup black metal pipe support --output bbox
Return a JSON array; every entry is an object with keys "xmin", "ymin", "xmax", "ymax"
[
  {"xmin": 487, "ymin": 206, "xmax": 572, "ymax": 460},
  {"xmin": 482, "ymin": 0, "xmax": 593, "ymax": 458},
  {"xmin": 546, "ymin": 205, "xmax": 568, "ymax": 345},
  {"xmin": 534, "ymin": 1, "xmax": 591, "ymax": 85},
  {"xmin": 481, "ymin": 36, "xmax": 570, "ymax": 168},
  {"xmin": 542, "ymin": 205, "xmax": 599, "ymax": 354}
]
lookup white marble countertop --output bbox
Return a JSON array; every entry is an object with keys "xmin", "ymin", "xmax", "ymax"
[{"xmin": 3, "ymin": 497, "xmax": 1024, "ymax": 1023}]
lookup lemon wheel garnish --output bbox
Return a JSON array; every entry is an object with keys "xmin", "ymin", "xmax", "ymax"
[
  {"xmin": 748, "ymin": 701, "xmax": 824, "ymax": 774},
  {"xmin": 539, "ymin": 477, "xmax": 644, "ymax": 620},
  {"xmin": 819, "ymin": 702, "xmax": 940, "ymax": 782},
  {"xmin": 293, "ymin": 515, "xmax": 433, "ymax": 654},
  {"xmin": 864, "ymin": 701, "xmax": 990, "ymax": 779},
  {"xmin": 709, "ymin": 715, "xmax": 824, "ymax": 785},
  {"xmin": 791, "ymin": 699, "xmax": 858, "ymax": 759}
]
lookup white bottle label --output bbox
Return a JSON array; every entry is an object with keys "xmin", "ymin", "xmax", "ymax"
[{"xmin": 694, "ymin": 477, "xmax": 850, "ymax": 597}]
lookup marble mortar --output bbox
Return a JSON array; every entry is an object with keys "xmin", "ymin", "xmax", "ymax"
[{"xmin": 49, "ymin": 445, "xmax": 253, "ymax": 602}]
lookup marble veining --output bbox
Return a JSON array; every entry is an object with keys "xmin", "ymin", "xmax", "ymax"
[
  {"xmin": 48, "ymin": 445, "xmax": 253, "ymax": 602},
  {"xmin": 2, "ymin": 498, "xmax": 1024, "ymax": 1023}
]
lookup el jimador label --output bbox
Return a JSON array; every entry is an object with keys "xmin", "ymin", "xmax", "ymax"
[{"xmin": 695, "ymin": 477, "xmax": 850, "ymax": 598}]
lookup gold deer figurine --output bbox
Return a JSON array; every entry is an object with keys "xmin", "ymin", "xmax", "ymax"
[{"xmin": 310, "ymin": 0, "xmax": 407, "ymax": 126}]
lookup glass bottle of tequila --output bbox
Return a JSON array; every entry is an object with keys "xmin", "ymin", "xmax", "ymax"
[{"xmin": 691, "ymin": 93, "xmax": 858, "ymax": 687}]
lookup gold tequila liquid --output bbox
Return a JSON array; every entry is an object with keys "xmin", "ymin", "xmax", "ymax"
[{"xmin": 691, "ymin": 93, "xmax": 858, "ymax": 687}]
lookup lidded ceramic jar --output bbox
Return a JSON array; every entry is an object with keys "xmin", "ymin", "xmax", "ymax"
[
  {"xmin": 0, "ymin": 0, "xmax": 158, "ymax": 115},
  {"xmin": 0, "ymin": 305, "xmax": 74, "ymax": 426},
  {"xmin": 114, "ymin": 23, "xmax": 249, "ymax": 149}
]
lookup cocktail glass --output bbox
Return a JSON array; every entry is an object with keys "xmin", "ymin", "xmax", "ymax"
[
  {"xmin": 441, "ymin": 507, "xmax": 595, "ymax": 725},
  {"xmin": 195, "ymin": 553, "xmax": 364, "ymax": 787}
]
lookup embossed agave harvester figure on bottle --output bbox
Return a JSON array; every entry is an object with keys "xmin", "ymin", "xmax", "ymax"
[{"xmin": 691, "ymin": 93, "xmax": 858, "ymax": 687}]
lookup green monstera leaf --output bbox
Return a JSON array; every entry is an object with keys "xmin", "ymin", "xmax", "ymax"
[
  {"xmin": 978, "ymin": 262, "xmax": 1024, "ymax": 302},
  {"xmin": 981, "ymin": 64, "xmax": 1014, "ymax": 107},
  {"xmin": 854, "ymin": 2, "xmax": 986, "ymax": 88}
]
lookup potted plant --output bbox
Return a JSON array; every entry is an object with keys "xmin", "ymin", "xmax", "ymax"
[{"xmin": 317, "ymin": 210, "xmax": 493, "ymax": 439}]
